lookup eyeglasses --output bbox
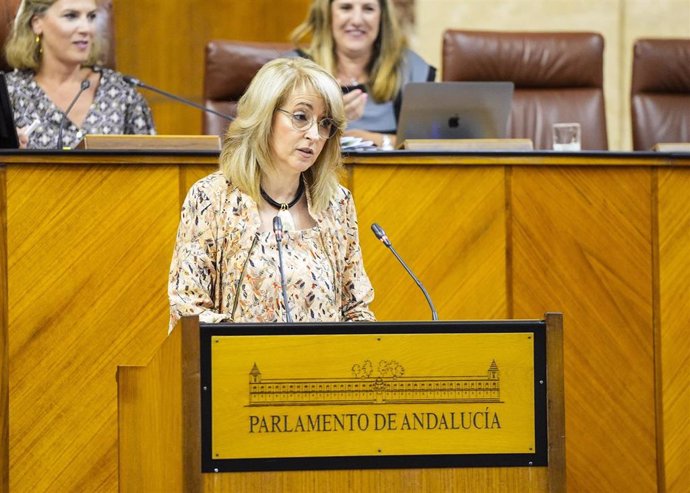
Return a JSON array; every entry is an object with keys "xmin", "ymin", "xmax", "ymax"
[{"xmin": 276, "ymin": 108, "xmax": 337, "ymax": 139}]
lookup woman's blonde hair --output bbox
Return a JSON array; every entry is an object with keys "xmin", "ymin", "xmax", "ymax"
[
  {"xmin": 5, "ymin": 0, "xmax": 108, "ymax": 71},
  {"xmin": 219, "ymin": 57, "xmax": 346, "ymax": 214},
  {"xmin": 291, "ymin": 0, "xmax": 407, "ymax": 103}
]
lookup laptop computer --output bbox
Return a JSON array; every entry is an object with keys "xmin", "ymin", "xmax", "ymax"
[
  {"xmin": 395, "ymin": 81, "xmax": 514, "ymax": 147},
  {"xmin": 0, "ymin": 72, "xmax": 20, "ymax": 149}
]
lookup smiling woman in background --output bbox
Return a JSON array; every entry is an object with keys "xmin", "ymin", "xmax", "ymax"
[
  {"xmin": 3, "ymin": 0, "xmax": 154, "ymax": 149},
  {"xmin": 291, "ymin": 0, "xmax": 435, "ymax": 149}
]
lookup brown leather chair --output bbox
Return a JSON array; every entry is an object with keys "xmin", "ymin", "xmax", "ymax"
[
  {"xmin": 1, "ymin": 0, "xmax": 116, "ymax": 71},
  {"xmin": 631, "ymin": 38, "xmax": 690, "ymax": 151},
  {"xmin": 442, "ymin": 30, "xmax": 608, "ymax": 150},
  {"xmin": 203, "ymin": 40, "xmax": 291, "ymax": 137},
  {"xmin": 97, "ymin": 0, "xmax": 116, "ymax": 68}
]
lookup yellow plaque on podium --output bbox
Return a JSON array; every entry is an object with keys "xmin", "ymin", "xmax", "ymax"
[{"xmin": 200, "ymin": 321, "xmax": 547, "ymax": 471}]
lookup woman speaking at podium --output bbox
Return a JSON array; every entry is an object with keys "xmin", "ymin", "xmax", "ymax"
[
  {"xmin": 4, "ymin": 0, "xmax": 155, "ymax": 149},
  {"xmin": 168, "ymin": 57, "xmax": 375, "ymax": 331}
]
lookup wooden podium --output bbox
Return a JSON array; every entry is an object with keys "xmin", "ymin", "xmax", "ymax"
[{"xmin": 117, "ymin": 314, "xmax": 564, "ymax": 492}]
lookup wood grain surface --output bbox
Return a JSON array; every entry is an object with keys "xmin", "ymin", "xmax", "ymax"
[
  {"xmin": 657, "ymin": 168, "xmax": 690, "ymax": 493},
  {"xmin": 118, "ymin": 320, "xmax": 556, "ymax": 493},
  {"xmin": 118, "ymin": 327, "xmax": 184, "ymax": 492},
  {"xmin": 2, "ymin": 150, "xmax": 689, "ymax": 491},
  {"xmin": 353, "ymin": 164, "xmax": 508, "ymax": 321},
  {"xmin": 0, "ymin": 166, "xmax": 8, "ymax": 493},
  {"xmin": 1, "ymin": 152, "xmax": 215, "ymax": 492},
  {"xmin": 511, "ymin": 166, "xmax": 656, "ymax": 491},
  {"xmin": 113, "ymin": 0, "xmax": 311, "ymax": 135}
]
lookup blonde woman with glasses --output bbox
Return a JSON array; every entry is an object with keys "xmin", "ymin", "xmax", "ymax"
[{"xmin": 168, "ymin": 57, "xmax": 375, "ymax": 331}]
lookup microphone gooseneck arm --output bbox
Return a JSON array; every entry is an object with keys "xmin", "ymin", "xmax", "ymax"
[
  {"xmin": 371, "ymin": 223, "xmax": 439, "ymax": 321},
  {"xmin": 57, "ymin": 79, "xmax": 91, "ymax": 150},
  {"xmin": 122, "ymin": 75, "xmax": 234, "ymax": 122},
  {"xmin": 273, "ymin": 216, "xmax": 292, "ymax": 323}
]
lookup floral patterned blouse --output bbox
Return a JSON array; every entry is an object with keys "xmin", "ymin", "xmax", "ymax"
[
  {"xmin": 237, "ymin": 228, "xmax": 337, "ymax": 322},
  {"xmin": 5, "ymin": 67, "xmax": 155, "ymax": 149},
  {"xmin": 168, "ymin": 171, "xmax": 375, "ymax": 331}
]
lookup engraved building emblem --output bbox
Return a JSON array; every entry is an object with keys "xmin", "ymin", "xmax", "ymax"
[{"xmin": 248, "ymin": 360, "xmax": 501, "ymax": 406}]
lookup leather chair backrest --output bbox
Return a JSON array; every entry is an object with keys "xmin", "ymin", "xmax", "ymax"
[
  {"xmin": 631, "ymin": 38, "xmax": 690, "ymax": 150},
  {"xmin": 442, "ymin": 30, "xmax": 608, "ymax": 150},
  {"xmin": 1, "ymin": 0, "xmax": 116, "ymax": 72},
  {"xmin": 203, "ymin": 40, "xmax": 291, "ymax": 137},
  {"xmin": 98, "ymin": 0, "xmax": 115, "ymax": 68}
]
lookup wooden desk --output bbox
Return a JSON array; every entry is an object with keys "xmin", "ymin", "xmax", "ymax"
[
  {"xmin": 347, "ymin": 150, "xmax": 690, "ymax": 493},
  {"xmin": 1, "ymin": 149, "xmax": 689, "ymax": 492},
  {"xmin": 0, "ymin": 150, "xmax": 217, "ymax": 492}
]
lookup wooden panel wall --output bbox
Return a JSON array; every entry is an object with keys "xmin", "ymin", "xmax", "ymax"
[
  {"xmin": 113, "ymin": 0, "xmax": 311, "ymax": 135},
  {"xmin": 657, "ymin": 168, "xmax": 690, "ymax": 493},
  {"xmin": 511, "ymin": 166, "xmax": 656, "ymax": 491},
  {"xmin": 353, "ymin": 164, "xmax": 508, "ymax": 321},
  {"xmin": 3, "ymin": 152, "xmax": 689, "ymax": 492},
  {"xmin": 0, "ymin": 166, "xmax": 8, "ymax": 493},
  {"xmin": 348, "ymin": 154, "xmax": 690, "ymax": 493},
  {"xmin": 3, "ymin": 154, "xmax": 216, "ymax": 492}
]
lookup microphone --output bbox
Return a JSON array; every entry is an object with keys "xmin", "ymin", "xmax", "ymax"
[
  {"xmin": 371, "ymin": 223, "xmax": 438, "ymax": 321},
  {"xmin": 57, "ymin": 79, "xmax": 90, "ymax": 150},
  {"xmin": 273, "ymin": 216, "xmax": 292, "ymax": 323},
  {"xmin": 122, "ymin": 75, "xmax": 234, "ymax": 123}
]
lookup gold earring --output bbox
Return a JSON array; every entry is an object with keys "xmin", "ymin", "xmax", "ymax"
[{"xmin": 35, "ymin": 34, "xmax": 42, "ymax": 54}]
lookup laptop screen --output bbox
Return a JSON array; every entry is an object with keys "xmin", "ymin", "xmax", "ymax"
[
  {"xmin": 0, "ymin": 72, "xmax": 20, "ymax": 149},
  {"xmin": 396, "ymin": 81, "xmax": 514, "ymax": 145}
]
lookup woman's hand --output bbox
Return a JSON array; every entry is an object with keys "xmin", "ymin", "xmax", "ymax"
[
  {"xmin": 342, "ymin": 89, "xmax": 367, "ymax": 122},
  {"xmin": 16, "ymin": 127, "xmax": 29, "ymax": 149},
  {"xmin": 16, "ymin": 119, "xmax": 40, "ymax": 149}
]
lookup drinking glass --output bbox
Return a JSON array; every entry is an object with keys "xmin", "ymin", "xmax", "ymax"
[{"xmin": 552, "ymin": 123, "xmax": 581, "ymax": 151}]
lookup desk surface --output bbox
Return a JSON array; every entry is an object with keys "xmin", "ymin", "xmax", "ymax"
[{"xmin": 1, "ymin": 147, "xmax": 689, "ymax": 166}]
